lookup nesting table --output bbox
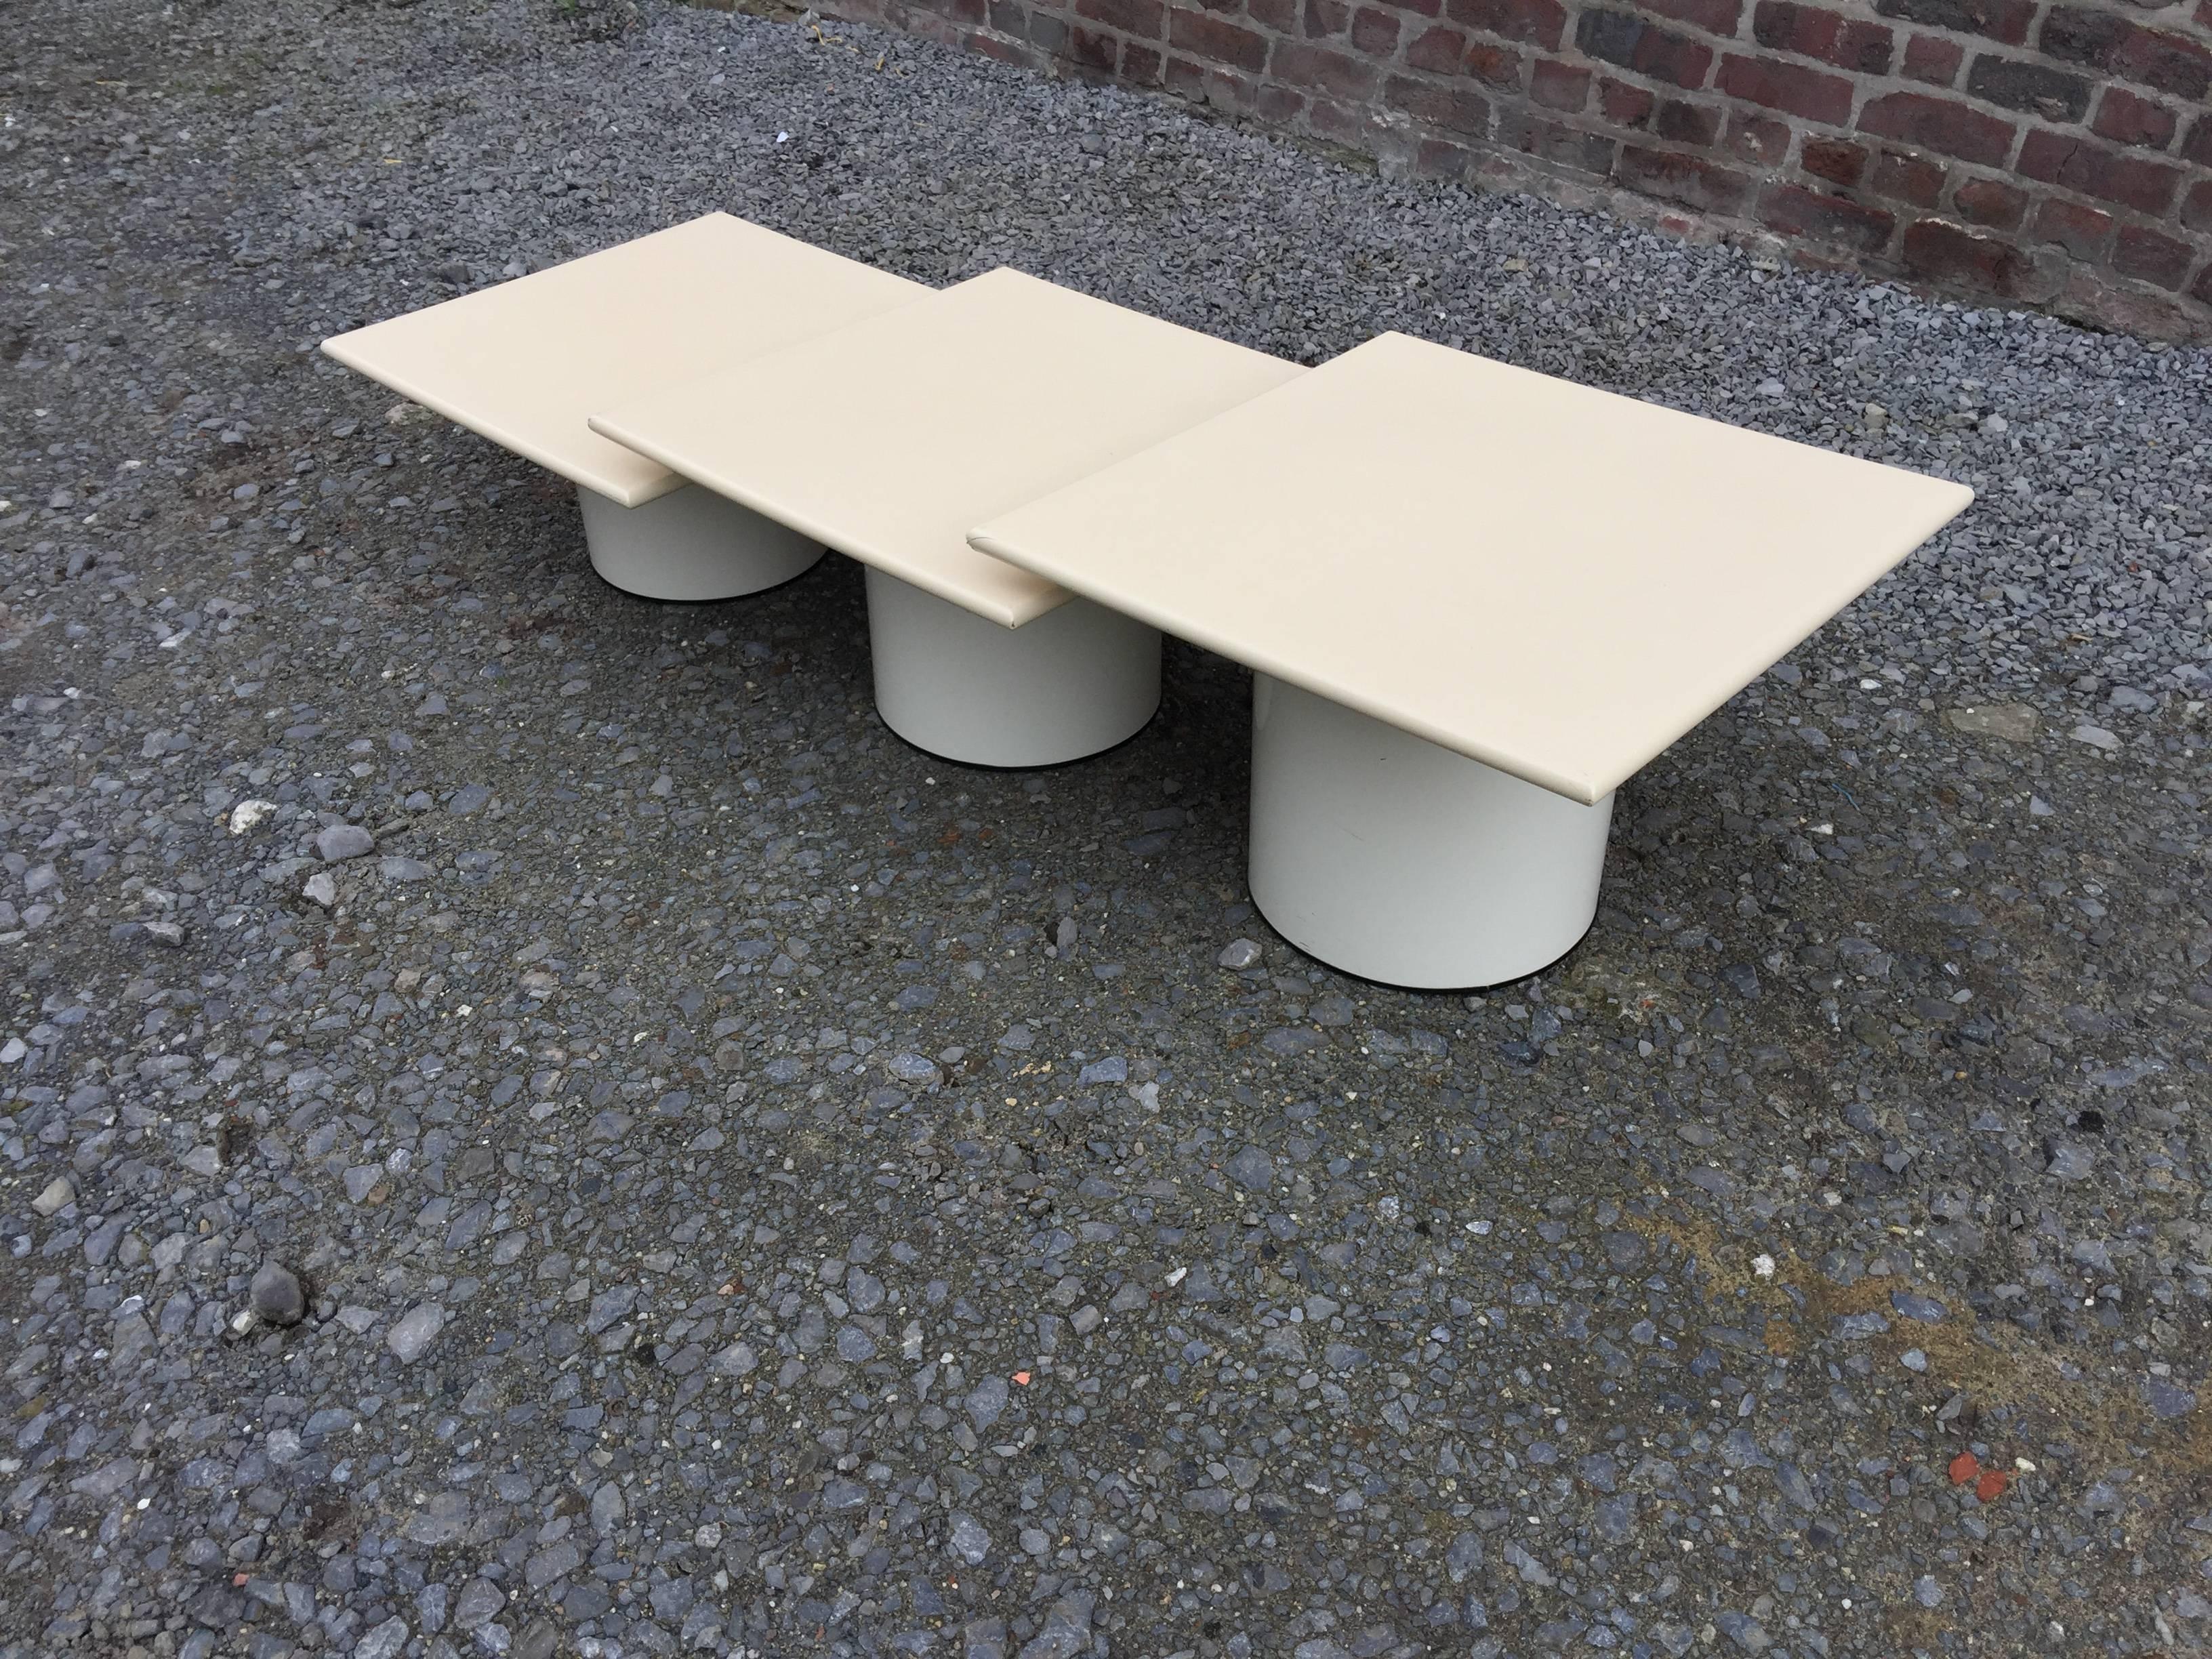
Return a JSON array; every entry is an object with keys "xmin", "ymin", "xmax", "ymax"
[
  {"xmin": 320, "ymin": 213, "xmax": 922, "ymax": 601},
  {"xmin": 588, "ymin": 267, "xmax": 1300, "ymax": 767},
  {"xmin": 970, "ymin": 333, "xmax": 1973, "ymax": 985},
  {"xmin": 321, "ymin": 215, "xmax": 1973, "ymax": 988}
]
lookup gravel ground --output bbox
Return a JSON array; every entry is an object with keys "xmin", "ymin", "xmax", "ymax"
[{"xmin": 5, "ymin": 1, "xmax": 2212, "ymax": 1656}]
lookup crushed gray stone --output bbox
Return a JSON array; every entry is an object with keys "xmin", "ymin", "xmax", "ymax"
[{"xmin": 0, "ymin": 1, "xmax": 2207, "ymax": 1656}]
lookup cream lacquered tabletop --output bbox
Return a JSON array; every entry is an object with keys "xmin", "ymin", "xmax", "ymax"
[
  {"xmin": 321, "ymin": 213, "xmax": 924, "ymax": 508},
  {"xmin": 589, "ymin": 267, "xmax": 1303, "ymax": 627},
  {"xmin": 968, "ymin": 331, "xmax": 1973, "ymax": 804}
]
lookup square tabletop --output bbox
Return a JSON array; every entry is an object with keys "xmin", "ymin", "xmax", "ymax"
[
  {"xmin": 320, "ymin": 213, "xmax": 924, "ymax": 508},
  {"xmin": 968, "ymin": 331, "xmax": 1973, "ymax": 804},
  {"xmin": 587, "ymin": 268, "xmax": 1304, "ymax": 628}
]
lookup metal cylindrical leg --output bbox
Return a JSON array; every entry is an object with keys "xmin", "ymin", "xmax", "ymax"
[
  {"xmin": 865, "ymin": 567, "xmax": 1160, "ymax": 767},
  {"xmin": 1248, "ymin": 674, "xmax": 1614, "ymax": 988},
  {"xmin": 575, "ymin": 483, "xmax": 823, "ymax": 602}
]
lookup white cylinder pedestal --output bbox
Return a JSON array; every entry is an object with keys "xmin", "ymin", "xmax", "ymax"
[
  {"xmin": 865, "ymin": 567, "xmax": 1161, "ymax": 767},
  {"xmin": 575, "ymin": 483, "xmax": 824, "ymax": 602},
  {"xmin": 1248, "ymin": 675, "xmax": 1614, "ymax": 989}
]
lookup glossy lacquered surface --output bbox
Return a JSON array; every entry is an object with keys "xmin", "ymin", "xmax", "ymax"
[
  {"xmin": 574, "ymin": 483, "xmax": 824, "ymax": 602},
  {"xmin": 590, "ymin": 268, "xmax": 1303, "ymax": 627},
  {"xmin": 321, "ymin": 213, "xmax": 923, "ymax": 508},
  {"xmin": 1248, "ymin": 675, "xmax": 1614, "ymax": 988},
  {"xmin": 970, "ymin": 331, "xmax": 1975, "ymax": 803},
  {"xmin": 864, "ymin": 569, "xmax": 1160, "ymax": 767}
]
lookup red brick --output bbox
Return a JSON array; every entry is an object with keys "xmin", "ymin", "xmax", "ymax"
[
  {"xmin": 1530, "ymin": 58, "xmax": 1593, "ymax": 110},
  {"xmin": 1872, "ymin": 0, "xmax": 2030, "ymax": 46},
  {"xmin": 1760, "ymin": 182, "xmax": 1897, "ymax": 250},
  {"xmin": 2018, "ymin": 130, "xmax": 2181, "ymax": 214},
  {"xmin": 1465, "ymin": 41, "xmax": 1525, "ymax": 83},
  {"xmin": 2091, "ymin": 87, "xmax": 2177, "ymax": 152},
  {"xmin": 1251, "ymin": 0, "xmax": 1301, "ymax": 30},
  {"xmin": 1300, "ymin": 0, "xmax": 1349, "ymax": 32},
  {"xmin": 1641, "ymin": 0, "xmax": 1742, "ymax": 35},
  {"xmin": 1857, "ymin": 92, "xmax": 2014, "ymax": 167},
  {"xmin": 1077, "ymin": 0, "xmax": 1164, "ymax": 31},
  {"xmin": 2113, "ymin": 225, "xmax": 2194, "ymax": 289},
  {"xmin": 2189, "ymin": 117, "xmax": 2212, "ymax": 167},
  {"xmin": 1726, "ymin": 110, "xmax": 1791, "ymax": 163},
  {"xmin": 2114, "ymin": 26, "xmax": 2212, "ymax": 101},
  {"xmin": 1752, "ymin": 3, "xmax": 1892, "ymax": 73},
  {"xmin": 1414, "ymin": 137, "xmax": 1477, "ymax": 179},
  {"xmin": 1953, "ymin": 175, "xmax": 2026, "ymax": 227},
  {"xmin": 1070, "ymin": 26, "xmax": 1121, "ymax": 68},
  {"xmin": 2198, "ymin": 259, "xmax": 2212, "ymax": 308},
  {"xmin": 1900, "ymin": 218, "xmax": 2049, "ymax": 297},
  {"xmin": 1168, "ymin": 9, "xmax": 1269, "ymax": 68},
  {"xmin": 1351, "ymin": 5, "xmax": 1401, "ymax": 49},
  {"xmin": 2037, "ymin": 9, "xmax": 2212, "ymax": 100},
  {"xmin": 1271, "ymin": 40, "xmax": 1382, "ymax": 97},
  {"xmin": 1828, "ymin": 18, "xmax": 1891, "ymax": 72},
  {"xmin": 1801, "ymin": 136, "xmax": 1866, "ymax": 184},
  {"xmin": 1576, "ymin": 12, "xmax": 1715, "ymax": 88},
  {"xmin": 1384, "ymin": 73, "xmax": 1492, "ymax": 132},
  {"xmin": 1900, "ymin": 32, "xmax": 1961, "ymax": 84},
  {"xmin": 1123, "ymin": 41, "xmax": 1164, "ymax": 77},
  {"xmin": 1303, "ymin": 93, "xmax": 1358, "ymax": 133},
  {"xmin": 2036, "ymin": 5, "xmax": 2127, "ymax": 70},
  {"xmin": 1654, "ymin": 99, "xmax": 1719, "ymax": 145},
  {"xmin": 1406, "ymin": 24, "xmax": 1465, "ymax": 68},
  {"xmin": 973, "ymin": 30, "xmax": 1048, "ymax": 66},
  {"xmin": 1176, "ymin": 56, "xmax": 1263, "ymax": 106},
  {"xmin": 1501, "ymin": 111, "xmax": 1620, "ymax": 172},
  {"xmin": 1616, "ymin": 144, "xmax": 1756, "ymax": 211},
  {"xmin": 1870, "ymin": 150, "xmax": 1944, "ymax": 206},
  {"xmin": 1599, "ymin": 76, "xmax": 1657, "ymax": 126},
  {"xmin": 2186, "ymin": 180, "xmax": 2212, "ymax": 236},
  {"xmin": 2030, "ymin": 197, "xmax": 2112, "ymax": 258},
  {"xmin": 1445, "ymin": 0, "xmax": 1563, "ymax": 47},
  {"xmin": 1717, "ymin": 55, "xmax": 1855, "ymax": 125}
]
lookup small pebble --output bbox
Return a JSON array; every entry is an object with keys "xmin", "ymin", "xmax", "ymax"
[
  {"xmin": 227, "ymin": 798, "xmax": 278, "ymax": 834},
  {"xmin": 947, "ymin": 1514, "xmax": 991, "ymax": 1567},
  {"xmin": 386, "ymin": 1303, "xmax": 447, "ymax": 1362},
  {"xmin": 316, "ymin": 824, "xmax": 375, "ymax": 861},
  {"xmin": 1218, "ymin": 938, "xmax": 1263, "ymax": 969},
  {"xmin": 251, "ymin": 1260, "xmax": 308, "ymax": 1326}
]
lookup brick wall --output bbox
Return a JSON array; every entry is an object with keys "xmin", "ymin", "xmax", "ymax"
[{"xmin": 827, "ymin": 0, "xmax": 2212, "ymax": 340}]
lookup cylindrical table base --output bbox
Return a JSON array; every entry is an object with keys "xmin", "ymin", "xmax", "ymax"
[
  {"xmin": 865, "ymin": 567, "xmax": 1160, "ymax": 767},
  {"xmin": 1248, "ymin": 675, "xmax": 1614, "ymax": 989},
  {"xmin": 576, "ymin": 483, "xmax": 823, "ymax": 602}
]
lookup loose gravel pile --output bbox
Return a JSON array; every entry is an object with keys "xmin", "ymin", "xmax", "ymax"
[{"xmin": 4, "ymin": 1, "xmax": 2212, "ymax": 1656}]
